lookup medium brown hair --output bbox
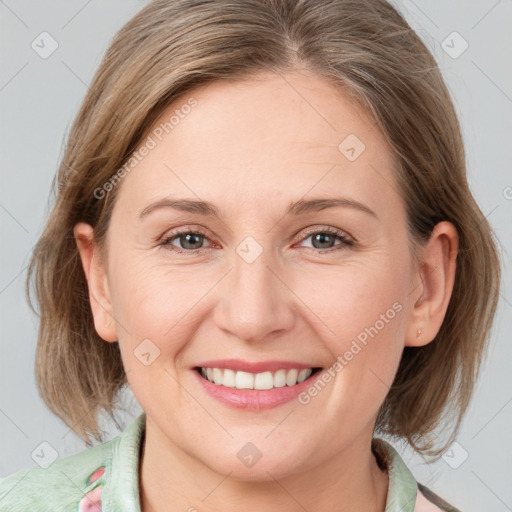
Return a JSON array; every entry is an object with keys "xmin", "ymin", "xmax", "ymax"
[{"xmin": 27, "ymin": 0, "xmax": 501, "ymax": 457}]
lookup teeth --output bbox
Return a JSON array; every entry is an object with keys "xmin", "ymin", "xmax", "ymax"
[
  {"xmin": 254, "ymin": 371, "xmax": 273, "ymax": 390},
  {"xmin": 273, "ymin": 369, "xmax": 287, "ymax": 388},
  {"xmin": 199, "ymin": 367, "xmax": 314, "ymax": 389},
  {"xmin": 297, "ymin": 369, "xmax": 311, "ymax": 383},
  {"xmin": 235, "ymin": 371, "xmax": 254, "ymax": 389},
  {"xmin": 223, "ymin": 369, "xmax": 236, "ymax": 387},
  {"xmin": 213, "ymin": 368, "xmax": 223, "ymax": 385},
  {"xmin": 286, "ymin": 369, "xmax": 298, "ymax": 386}
]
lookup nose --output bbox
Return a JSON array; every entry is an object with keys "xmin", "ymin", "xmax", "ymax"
[{"xmin": 213, "ymin": 242, "xmax": 296, "ymax": 343}]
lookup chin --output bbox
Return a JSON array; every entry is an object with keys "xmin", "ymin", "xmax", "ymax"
[{"xmin": 201, "ymin": 448, "xmax": 310, "ymax": 483}]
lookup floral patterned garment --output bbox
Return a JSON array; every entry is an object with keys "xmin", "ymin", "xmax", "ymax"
[
  {"xmin": 0, "ymin": 412, "xmax": 460, "ymax": 511},
  {"xmin": 78, "ymin": 466, "xmax": 105, "ymax": 511}
]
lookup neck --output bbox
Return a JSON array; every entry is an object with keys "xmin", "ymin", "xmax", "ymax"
[{"xmin": 139, "ymin": 419, "xmax": 389, "ymax": 512}]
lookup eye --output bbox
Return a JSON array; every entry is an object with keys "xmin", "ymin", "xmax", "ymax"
[
  {"xmin": 296, "ymin": 226, "xmax": 354, "ymax": 252},
  {"xmin": 160, "ymin": 228, "xmax": 213, "ymax": 254},
  {"xmin": 159, "ymin": 226, "xmax": 354, "ymax": 255}
]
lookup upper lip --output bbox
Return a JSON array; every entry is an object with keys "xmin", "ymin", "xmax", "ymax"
[{"xmin": 194, "ymin": 359, "xmax": 321, "ymax": 373}]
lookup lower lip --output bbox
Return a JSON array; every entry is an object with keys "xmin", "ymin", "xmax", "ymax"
[{"xmin": 192, "ymin": 368, "xmax": 324, "ymax": 410}]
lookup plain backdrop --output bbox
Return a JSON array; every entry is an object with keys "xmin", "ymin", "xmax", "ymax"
[{"xmin": 0, "ymin": 1, "xmax": 511, "ymax": 510}]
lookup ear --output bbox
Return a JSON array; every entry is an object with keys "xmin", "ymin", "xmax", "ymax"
[
  {"xmin": 405, "ymin": 221, "xmax": 459, "ymax": 347},
  {"xmin": 73, "ymin": 222, "xmax": 118, "ymax": 342}
]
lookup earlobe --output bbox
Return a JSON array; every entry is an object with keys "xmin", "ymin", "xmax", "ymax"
[
  {"xmin": 405, "ymin": 221, "xmax": 459, "ymax": 347},
  {"xmin": 73, "ymin": 222, "xmax": 118, "ymax": 342}
]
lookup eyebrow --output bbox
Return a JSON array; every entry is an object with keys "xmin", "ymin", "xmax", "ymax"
[{"xmin": 139, "ymin": 196, "xmax": 377, "ymax": 219}]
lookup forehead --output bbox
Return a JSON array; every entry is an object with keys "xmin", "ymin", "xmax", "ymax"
[{"xmin": 114, "ymin": 70, "xmax": 401, "ymax": 220}]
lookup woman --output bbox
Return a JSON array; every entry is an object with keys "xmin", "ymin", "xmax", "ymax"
[{"xmin": 0, "ymin": 0, "xmax": 501, "ymax": 510}]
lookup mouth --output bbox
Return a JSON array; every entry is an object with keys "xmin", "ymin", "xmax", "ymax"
[{"xmin": 193, "ymin": 366, "xmax": 323, "ymax": 390}]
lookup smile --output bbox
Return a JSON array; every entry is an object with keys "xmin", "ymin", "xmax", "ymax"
[{"xmin": 196, "ymin": 367, "xmax": 322, "ymax": 390}]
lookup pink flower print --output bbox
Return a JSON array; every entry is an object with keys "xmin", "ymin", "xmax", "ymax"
[
  {"xmin": 88, "ymin": 467, "xmax": 105, "ymax": 484},
  {"xmin": 77, "ymin": 465, "xmax": 106, "ymax": 512},
  {"xmin": 78, "ymin": 485, "xmax": 103, "ymax": 511}
]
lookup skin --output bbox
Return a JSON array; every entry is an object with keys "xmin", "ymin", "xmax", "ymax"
[{"xmin": 74, "ymin": 69, "xmax": 458, "ymax": 512}]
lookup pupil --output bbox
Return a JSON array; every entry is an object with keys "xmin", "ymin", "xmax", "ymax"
[
  {"xmin": 179, "ymin": 233, "xmax": 335, "ymax": 250},
  {"xmin": 313, "ymin": 233, "xmax": 334, "ymax": 249},
  {"xmin": 183, "ymin": 233, "xmax": 202, "ymax": 249}
]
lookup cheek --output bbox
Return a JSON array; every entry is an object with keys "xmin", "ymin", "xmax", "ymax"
[
  {"xmin": 107, "ymin": 253, "xmax": 226, "ymax": 372},
  {"xmin": 292, "ymin": 255, "xmax": 409, "ymax": 350},
  {"xmin": 108, "ymin": 235, "xmax": 410, "ymax": 376},
  {"xmin": 106, "ymin": 260, "xmax": 185, "ymax": 358},
  {"xmin": 291, "ymin": 255, "xmax": 409, "ymax": 411},
  {"xmin": 106, "ymin": 263, "xmax": 199, "ymax": 412}
]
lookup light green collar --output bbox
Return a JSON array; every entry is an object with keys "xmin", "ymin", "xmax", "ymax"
[{"xmin": 102, "ymin": 415, "xmax": 418, "ymax": 511}]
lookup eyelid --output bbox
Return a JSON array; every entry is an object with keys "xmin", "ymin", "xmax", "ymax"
[
  {"xmin": 159, "ymin": 226, "xmax": 214, "ymax": 252},
  {"xmin": 159, "ymin": 224, "xmax": 355, "ymax": 254},
  {"xmin": 294, "ymin": 225, "xmax": 355, "ymax": 244}
]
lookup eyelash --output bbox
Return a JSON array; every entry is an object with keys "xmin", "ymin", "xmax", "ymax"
[{"xmin": 159, "ymin": 226, "xmax": 354, "ymax": 255}]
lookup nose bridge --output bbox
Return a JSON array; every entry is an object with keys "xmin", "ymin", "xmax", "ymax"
[{"xmin": 214, "ymin": 235, "xmax": 295, "ymax": 342}]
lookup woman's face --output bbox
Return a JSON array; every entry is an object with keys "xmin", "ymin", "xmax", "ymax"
[{"xmin": 87, "ymin": 70, "xmax": 423, "ymax": 479}]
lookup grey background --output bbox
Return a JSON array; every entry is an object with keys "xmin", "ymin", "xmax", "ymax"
[{"xmin": 0, "ymin": 1, "xmax": 511, "ymax": 510}]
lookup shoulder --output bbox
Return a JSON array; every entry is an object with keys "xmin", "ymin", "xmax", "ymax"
[
  {"xmin": 0, "ymin": 412, "xmax": 145, "ymax": 511},
  {"xmin": 416, "ymin": 483, "xmax": 462, "ymax": 512},
  {"xmin": 372, "ymin": 437, "xmax": 462, "ymax": 512},
  {"xmin": 0, "ymin": 436, "xmax": 116, "ymax": 511}
]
